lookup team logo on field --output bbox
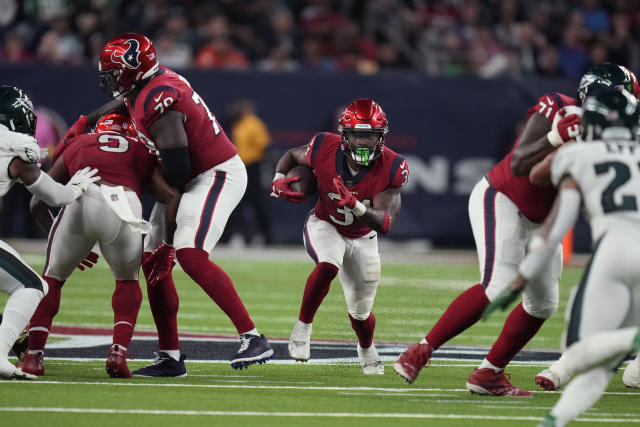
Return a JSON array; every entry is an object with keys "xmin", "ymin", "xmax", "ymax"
[{"xmin": 111, "ymin": 39, "xmax": 141, "ymax": 69}]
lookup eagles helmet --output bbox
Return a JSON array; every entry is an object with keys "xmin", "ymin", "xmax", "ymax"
[
  {"xmin": 338, "ymin": 98, "xmax": 389, "ymax": 166},
  {"xmin": 581, "ymin": 87, "xmax": 639, "ymax": 141},
  {"xmin": 0, "ymin": 86, "xmax": 37, "ymax": 136},
  {"xmin": 577, "ymin": 63, "xmax": 639, "ymax": 105},
  {"xmin": 99, "ymin": 33, "xmax": 159, "ymax": 97}
]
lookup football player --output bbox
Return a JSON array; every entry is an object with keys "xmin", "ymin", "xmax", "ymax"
[
  {"xmin": 83, "ymin": 33, "xmax": 273, "ymax": 375},
  {"xmin": 271, "ymin": 98, "xmax": 409, "ymax": 374},
  {"xmin": 0, "ymin": 86, "xmax": 99, "ymax": 379},
  {"xmin": 394, "ymin": 63, "xmax": 638, "ymax": 395},
  {"xmin": 484, "ymin": 87, "xmax": 640, "ymax": 427},
  {"xmin": 18, "ymin": 112, "xmax": 180, "ymax": 378}
]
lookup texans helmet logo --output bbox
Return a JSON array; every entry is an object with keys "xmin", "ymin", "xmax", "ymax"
[{"xmin": 111, "ymin": 39, "xmax": 141, "ymax": 69}]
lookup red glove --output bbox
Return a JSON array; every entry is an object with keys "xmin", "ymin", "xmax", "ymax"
[
  {"xmin": 76, "ymin": 251, "xmax": 99, "ymax": 271},
  {"xmin": 271, "ymin": 176, "xmax": 305, "ymax": 203},
  {"xmin": 143, "ymin": 243, "xmax": 175, "ymax": 287},
  {"xmin": 332, "ymin": 176, "xmax": 357, "ymax": 209},
  {"xmin": 63, "ymin": 115, "xmax": 89, "ymax": 141}
]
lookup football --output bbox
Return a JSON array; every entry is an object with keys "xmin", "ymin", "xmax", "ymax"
[{"xmin": 287, "ymin": 165, "xmax": 318, "ymax": 199}]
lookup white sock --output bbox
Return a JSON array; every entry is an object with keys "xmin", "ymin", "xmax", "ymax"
[
  {"xmin": 243, "ymin": 328, "xmax": 259, "ymax": 336},
  {"xmin": 0, "ymin": 288, "xmax": 43, "ymax": 357},
  {"xmin": 562, "ymin": 327, "xmax": 637, "ymax": 376},
  {"xmin": 419, "ymin": 338, "xmax": 428, "ymax": 345},
  {"xmin": 478, "ymin": 358, "xmax": 503, "ymax": 372},
  {"xmin": 551, "ymin": 367, "xmax": 614, "ymax": 427},
  {"xmin": 160, "ymin": 349, "xmax": 181, "ymax": 361}
]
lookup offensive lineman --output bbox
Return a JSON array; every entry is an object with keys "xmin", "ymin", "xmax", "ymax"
[
  {"xmin": 484, "ymin": 87, "xmax": 640, "ymax": 426},
  {"xmin": 271, "ymin": 98, "xmax": 409, "ymax": 374},
  {"xmin": 85, "ymin": 33, "xmax": 273, "ymax": 375},
  {"xmin": 0, "ymin": 86, "xmax": 99, "ymax": 379},
  {"xmin": 18, "ymin": 112, "xmax": 180, "ymax": 378}
]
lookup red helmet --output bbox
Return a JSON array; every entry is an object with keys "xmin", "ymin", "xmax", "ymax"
[
  {"xmin": 338, "ymin": 98, "xmax": 389, "ymax": 166},
  {"xmin": 99, "ymin": 33, "xmax": 159, "ymax": 97},
  {"xmin": 95, "ymin": 113, "xmax": 135, "ymax": 137}
]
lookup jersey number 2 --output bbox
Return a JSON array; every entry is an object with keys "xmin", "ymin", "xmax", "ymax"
[{"xmin": 594, "ymin": 161, "xmax": 637, "ymax": 213}]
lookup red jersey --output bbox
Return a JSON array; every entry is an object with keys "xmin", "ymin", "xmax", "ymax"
[
  {"xmin": 125, "ymin": 66, "xmax": 237, "ymax": 181},
  {"xmin": 305, "ymin": 132, "xmax": 409, "ymax": 238},
  {"xmin": 487, "ymin": 92, "xmax": 576, "ymax": 223},
  {"xmin": 60, "ymin": 132, "xmax": 157, "ymax": 197}
]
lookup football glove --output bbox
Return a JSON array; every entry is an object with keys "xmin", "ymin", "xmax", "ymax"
[
  {"xmin": 547, "ymin": 107, "xmax": 581, "ymax": 147},
  {"xmin": 63, "ymin": 115, "xmax": 89, "ymax": 141},
  {"xmin": 481, "ymin": 288, "xmax": 522, "ymax": 321},
  {"xmin": 271, "ymin": 176, "xmax": 305, "ymax": 203},
  {"xmin": 143, "ymin": 243, "xmax": 175, "ymax": 287},
  {"xmin": 332, "ymin": 176, "xmax": 356, "ymax": 209},
  {"xmin": 77, "ymin": 251, "xmax": 99, "ymax": 271},
  {"xmin": 67, "ymin": 167, "xmax": 101, "ymax": 198}
]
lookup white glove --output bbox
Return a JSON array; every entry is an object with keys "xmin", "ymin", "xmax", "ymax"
[
  {"xmin": 66, "ymin": 167, "xmax": 101, "ymax": 198},
  {"xmin": 0, "ymin": 126, "xmax": 41, "ymax": 163}
]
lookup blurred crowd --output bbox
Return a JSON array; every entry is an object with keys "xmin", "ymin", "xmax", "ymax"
[{"xmin": 0, "ymin": 0, "xmax": 638, "ymax": 79}]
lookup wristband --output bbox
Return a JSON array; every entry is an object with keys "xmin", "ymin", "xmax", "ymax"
[
  {"xmin": 273, "ymin": 172, "xmax": 285, "ymax": 181},
  {"xmin": 352, "ymin": 200, "xmax": 366, "ymax": 216},
  {"xmin": 382, "ymin": 211, "xmax": 391, "ymax": 233}
]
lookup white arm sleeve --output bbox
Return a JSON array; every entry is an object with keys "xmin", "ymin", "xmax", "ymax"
[
  {"xmin": 25, "ymin": 171, "xmax": 81, "ymax": 207},
  {"xmin": 519, "ymin": 188, "xmax": 581, "ymax": 280}
]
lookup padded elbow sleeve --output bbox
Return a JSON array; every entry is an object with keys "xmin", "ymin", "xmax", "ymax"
[{"xmin": 159, "ymin": 147, "xmax": 190, "ymax": 187}]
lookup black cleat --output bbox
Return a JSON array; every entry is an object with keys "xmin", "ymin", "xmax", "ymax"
[
  {"xmin": 131, "ymin": 352, "xmax": 187, "ymax": 377},
  {"xmin": 230, "ymin": 334, "xmax": 274, "ymax": 370}
]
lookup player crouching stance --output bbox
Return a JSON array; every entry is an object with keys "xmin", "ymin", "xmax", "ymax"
[
  {"xmin": 272, "ymin": 99, "xmax": 409, "ymax": 374},
  {"xmin": 0, "ymin": 86, "xmax": 99, "ymax": 379},
  {"xmin": 484, "ymin": 87, "xmax": 640, "ymax": 426},
  {"xmin": 19, "ymin": 113, "xmax": 179, "ymax": 378}
]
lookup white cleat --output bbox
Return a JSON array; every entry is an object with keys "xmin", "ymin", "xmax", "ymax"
[
  {"xmin": 535, "ymin": 367, "xmax": 570, "ymax": 391},
  {"xmin": 358, "ymin": 343, "xmax": 384, "ymax": 375},
  {"xmin": 288, "ymin": 321, "xmax": 312, "ymax": 362},
  {"xmin": 0, "ymin": 358, "xmax": 36, "ymax": 380},
  {"xmin": 623, "ymin": 357, "xmax": 640, "ymax": 388}
]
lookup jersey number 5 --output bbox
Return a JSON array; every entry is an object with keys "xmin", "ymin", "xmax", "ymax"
[
  {"xmin": 97, "ymin": 134, "xmax": 129, "ymax": 153},
  {"xmin": 594, "ymin": 161, "xmax": 637, "ymax": 213}
]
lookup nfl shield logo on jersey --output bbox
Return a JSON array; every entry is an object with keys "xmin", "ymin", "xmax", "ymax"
[{"xmin": 110, "ymin": 193, "xmax": 119, "ymax": 202}]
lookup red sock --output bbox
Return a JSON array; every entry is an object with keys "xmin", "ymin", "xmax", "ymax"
[
  {"xmin": 112, "ymin": 280, "xmax": 142, "ymax": 348},
  {"xmin": 486, "ymin": 302, "xmax": 545, "ymax": 368},
  {"xmin": 349, "ymin": 312, "xmax": 376, "ymax": 348},
  {"xmin": 142, "ymin": 252, "xmax": 180, "ymax": 350},
  {"xmin": 28, "ymin": 276, "xmax": 64, "ymax": 351},
  {"xmin": 299, "ymin": 262, "xmax": 339, "ymax": 324},
  {"xmin": 176, "ymin": 248, "xmax": 255, "ymax": 334},
  {"xmin": 425, "ymin": 284, "xmax": 489, "ymax": 350}
]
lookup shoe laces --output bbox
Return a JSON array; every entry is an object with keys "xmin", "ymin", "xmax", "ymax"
[
  {"xmin": 237, "ymin": 335, "xmax": 254, "ymax": 353},
  {"xmin": 149, "ymin": 352, "xmax": 169, "ymax": 365}
]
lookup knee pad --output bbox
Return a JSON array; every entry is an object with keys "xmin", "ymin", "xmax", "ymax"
[
  {"xmin": 522, "ymin": 298, "xmax": 558, "ymax": 320},
  {"xmin": 348, "ymin": 311, "xmax": 371, "ymax": 322}
]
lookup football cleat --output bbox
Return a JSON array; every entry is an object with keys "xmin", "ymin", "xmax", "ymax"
[
  {"xmin": 106, "ymin": 345, "xmax": 131, "ymax": 378},
  {"xmin": 11, "ymin": 329, "xmax": 29, "ymax": 361},
  {"xmin": 230, "ymin": 334, "xmax": 274, "ymax": 369},
  {"xmin": 357, "ymin": 343, "xmax": 384, "ymax": 375},
  {"xmin": 131, "ymin": 352, "xmax": 187, "ymax": 377},
  {"xmin": 393, "ymin": 342, "xmax": 432, "ymax": 384},
  {"xmin": 535, "ymin": 367, "xmax": 570, "ymax": 391},
  {"xmin": 16, "ymin": 351, "xmax": 44, "ymax": 376},
  {"xmin": 537, "ymin": 413, "xmax": 557, "ymax": 427},
  {"xmin": 466, "ymin": 368, "xmax": 533, "ymax": 397},
  {"xmin": 622, "ymin": 356, "xmax": 640, "ymax": 388},
  {"xmin": 1, "ymin": 357, "xmax": 36, "ymax": 380},
  {"xmin": 288, "ymin": 321, "xmax": 312, "ymax": 362}
]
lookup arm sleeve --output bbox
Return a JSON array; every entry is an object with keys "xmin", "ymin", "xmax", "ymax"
[
  {"xmin": 25, "ymin": 171, "xmax": 79, "ymax": 207},
  {"xmin": 159, "ymin": 147, "xmax": 190, "ymax": 187},
  {"xmin": 304, "ymin": 133, "xmax": 325, "ymax": 168}
]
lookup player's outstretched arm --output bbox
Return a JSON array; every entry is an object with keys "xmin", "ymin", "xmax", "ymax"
[
  {"xmin": 149, "ymin": 110, "xmax": 190, "ymax": 188},
  {"xmin": 511, "ymin": 112, "xmax": 556, "ymax": 176},
  {"xmin": 84, "ymin": 97, "xmax": 127, "ymax": 127},
  {"xmin": 28, "ymin": 155, "xmax": 70, "ymax": 234},
  {"xmin": 147, "ymin": 166, "xmax": 181, "ymax": 245},
  {"xmin": 274, "ymin": 145, "xmax": 310, "ymax": 176}
]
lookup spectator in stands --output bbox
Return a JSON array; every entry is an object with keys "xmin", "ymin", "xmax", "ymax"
[{"xmin": 195, "ymin": 16, "xmax": 249, "ymax": 69}]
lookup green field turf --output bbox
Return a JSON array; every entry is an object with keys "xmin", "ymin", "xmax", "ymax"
[{"xmin": 0, "ymin": 251, "xmax": 638, "ymax": 426}]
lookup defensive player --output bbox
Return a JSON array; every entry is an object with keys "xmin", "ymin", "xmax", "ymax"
[
  {"xmin": 484, "ymin": 87, "xmax": 640, "ymax": 427},
  {"xmin": 18, "ymin": 112, "xmax": 180, "ymax": 378},
  {"xmin": 0, "ymin": 85, "xmax": 99, "ymax": 379},
  {"xmin": 271, "ymin": 98, "xmax": 409, "ymax": 374},
  {"xmin": 394, "ymin": 63, "xmax": 638, "ymax": 395},
  {"xmin": 85, "ymin": 33, "xmax": 273, "ymax": 375}
]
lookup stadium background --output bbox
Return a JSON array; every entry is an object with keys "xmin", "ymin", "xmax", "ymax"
[{"xmin": 1, "ymin": 0, "xmax": 638, "ymax": 252}]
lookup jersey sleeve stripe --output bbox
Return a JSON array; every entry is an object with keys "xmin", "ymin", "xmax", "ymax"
[
  {"xmin": 143, "ymin": 85, "xmax": 178, "ymax": 114},
  {"xmin": 309, "ymin": 132, "xmax": 326, "ymax": 165},
  {"xmin": 303, "ymin": 212, "xmax": 319, "ymax": 264},
  {"xmin": 549, "ymin": 93, "xmax": 564, "ymax": 109},
  {"xmin": 389, "ymin": 155, "xmax": 405, "ymax": 187},
  {"xmin": 194, "ymin": 171, "xmax": 226, "ymax": 250},
  {"xmin": 480, "ymin": 185, "xmax": 498, "ymax": 289}
]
